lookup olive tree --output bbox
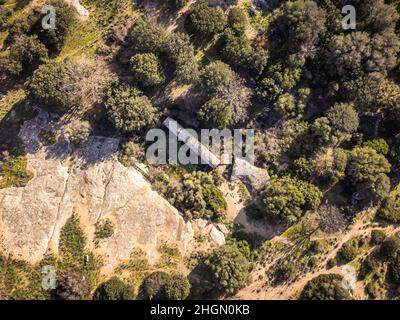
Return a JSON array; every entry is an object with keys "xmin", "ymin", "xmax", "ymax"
[
  {"xmin": 105, "ymin": 83, "xmax": 158, "ymax": 133},
  {"xmin": 197, "ymin": 98, "xmax": 232, "ymax": 129},
  {"xmin": 93, "ymin": 277, "xmax": 135, "ymax": 300},
  {"xmin": 200, "ymin": 60, "xmax": 234, "ymax": 91},
  {"xmin": 188, "ymin": 1, "xmax": 227, "ymax": 37}
]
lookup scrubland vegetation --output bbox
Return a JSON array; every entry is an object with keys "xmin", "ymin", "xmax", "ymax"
[{"xmin": 1, "ymin": 0, "xmax": 400, "ymax": 301}]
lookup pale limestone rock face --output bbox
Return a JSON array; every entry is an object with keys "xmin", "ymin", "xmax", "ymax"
[{"xmin": 0, "ymin": 111, "xmax": 193, "ymax": 269}]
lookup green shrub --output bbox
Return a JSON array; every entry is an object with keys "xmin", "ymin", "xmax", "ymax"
[
  {"xmin": 226, "ymin": 237, "xmax": 251, "ymax": 260},
  {"xmin": 188, "ymin": 1, "xmax": 227, "ymax": 37},
  {"xmin": 273, "ymin": 93, "xmax": 298, "ymax": 118},
  {"xmin": 38, "ymin": 130, "xmax": 56, "ymax": 146},
  {"xmin": 274, "ymin": 262, "xmax": 295, "ymax": 283},
  {"xmin": 0, "ymin": 154, "xmax": 33, "ymax": 189},
  {"xmin": 64, "ymin": 119, "xmax": 91, "ymax": 146},
  {"xmin": 292, "ymin": 157, "xmax": 313, "ymax": 181},
  {"xmin": 358, "ymin": 253, "xmax": 380, "ymax": 280},
  {"xmin": 337, "ymin": 239, "xmax": 359, "ymax": 262},
  {"xmin": 200, "ymin": 60, "xmax": 234, "ymax": 91},
  {"xmin": 197, "ymin": 98, "xmax": 232, "ymax": 129},
  {"xmin": 370, "ymin": 230, "xmax": 387, "ymax": 245},
  {"xmin": 170, "ymin": 171, "xmax": 227, "ymax": 220},
  {"xmin": 105, "ymin": 83, "xmax": 158, "ymax": 133},
  {"xmin": 228, "ymin": 6, "xmax": 248, "ymax": 35},
  {"xmin": 166, "ymin": 32, "xmax": 199, "ymax": 84},
  {"xmin": 362, "ymin": 138, "xmax": 390, "ymax": 155},
  {"xmin": 119, "ymin": 141, "xmax": 145, "ymax": 166},
  {"xmin": 326, "ymin": 258, "xmax": 336, "ymax": 269},
  {"xmin": 204, "ymin": 245, "xmax": 251, "ymax": 294},
  {"xmin": 220, "ymin": 29, "xmax": 252, "ymax": 68},
  {"xmin": 59, "ymin": 215, "xmax": 85, "ymax": 268},
  {"xmin": 95, "ymin": 219, "xmax": 114, "ymax": 239},
  {"xmin": 93, "ymin": 277, "xmax": 134, "ymax": 300},
  {"xmin": 380, "ymin": 236, "xmax": 400, "ymax": 261},
  {"xmin": 164, "ymin": 274, "xmax": 191, "ymax": 300},
  {"xmin": 128, "ymin": 17, "xmax": 167, "ymax": 54},
  {"xmin": 139, "ymin": 271, "xmax": 170, "ymax": 300},
  {"xmin": 31, "ymin": 0, "xmax": 75, "ymax": 54},
  {"xmin": 377, "ymin": 196, "xmax": 400, "ymax": 223},
  {"xmin": 348, "ymin": 147, "xmax": 391, "ymax": 183},
  {"xmin": 261, "ymin": 176, "xmax": 322, "ymax": 226},
  {"xmin": 130, "ymin": 53, "xmax": 165, "ymax": 87},
  {"xmin": 0, "ymin": 8, "xmax": 13, "ymax": 31}
]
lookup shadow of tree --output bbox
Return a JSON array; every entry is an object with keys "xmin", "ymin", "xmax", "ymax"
[{"xmin": 0, "ymin": 97, "xmax": 37, "ymax": 156}]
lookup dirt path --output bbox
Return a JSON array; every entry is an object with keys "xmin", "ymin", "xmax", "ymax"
[{"xmin": 221, "ymin": 181, "xmax": 283, "ymax": 239}]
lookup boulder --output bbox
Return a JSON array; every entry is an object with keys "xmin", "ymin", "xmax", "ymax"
[
  {"xmin": 210, "ymin": 226, "xmax": 225, "ymax": 246},
  {"xmin": 216, "ymin": 223, "xmax": 229, "ymax": 235},
  {"xmin": 65, "ymin": 0, "xmax": 89, "ymax": 17},
  {"xmin": 231, "ymin": 157, "xmax": 270, "ymax": 191}
]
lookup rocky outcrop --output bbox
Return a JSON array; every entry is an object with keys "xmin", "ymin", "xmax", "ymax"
[
  {"xmin": 193, "ymin": 219, "xmax": 226, "ymax": 247},
  {"xmin": 65, "ymin": 0, "xmax": 89, "ymax": 17},
  {"xmin": 231, "ymin": 157, "xmax": 270, "ymax": 191},
  {"xmin": 0, "ymin": 111, "xmax": 193, "ymax": 269}
]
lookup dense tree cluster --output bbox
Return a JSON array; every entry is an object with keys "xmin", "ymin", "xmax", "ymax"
[
  {"xmin": 30, "ymin": 0, "xmax": 75, "ymax": 55},
  {"xmin": 93, "ymin": 277, "xmax": 135, "ymax": 300},
  {"xmin": 127, "ymin": 17, "xmax": 199, "ymax": 84},
  {"xmin": 0, "ymin": 34, "xmax": 48, "ymax": 77},
  {"xmin": 300, "ymin": 274, "xmax": 352, "ymax": 300},
  {"xmin": 168, "ymin": 171, "xmax": 227, "ymax": 221},
  {"xmin": 204, "ymin": 245, "xmax": 251, "ymax": 294},
  {"xmin": 0, "ymin": 0, "xmax": 74, "ymax": 76},
  {"xmin": 4, "ymin": 0, "xmax": 400, "ymax": 301},
  {"xmin": 130, "ymin": 53, "xmax": 165, "ymax": 88},
  {"xmin": 261, "ymin": 176, "xmax": 322, "ymax": 226},
  {"xmin": 139, "ymin": 271, "xmax": 190, "ymax": 300},
  {"xmin": 187, "ymin": 1, "xmax": 227, "ymax": 37}
]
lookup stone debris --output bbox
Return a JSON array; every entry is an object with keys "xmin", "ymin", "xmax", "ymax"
[{"xmin": 193, "ymin": 219, "xmax": 227, "ymax": 247}]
